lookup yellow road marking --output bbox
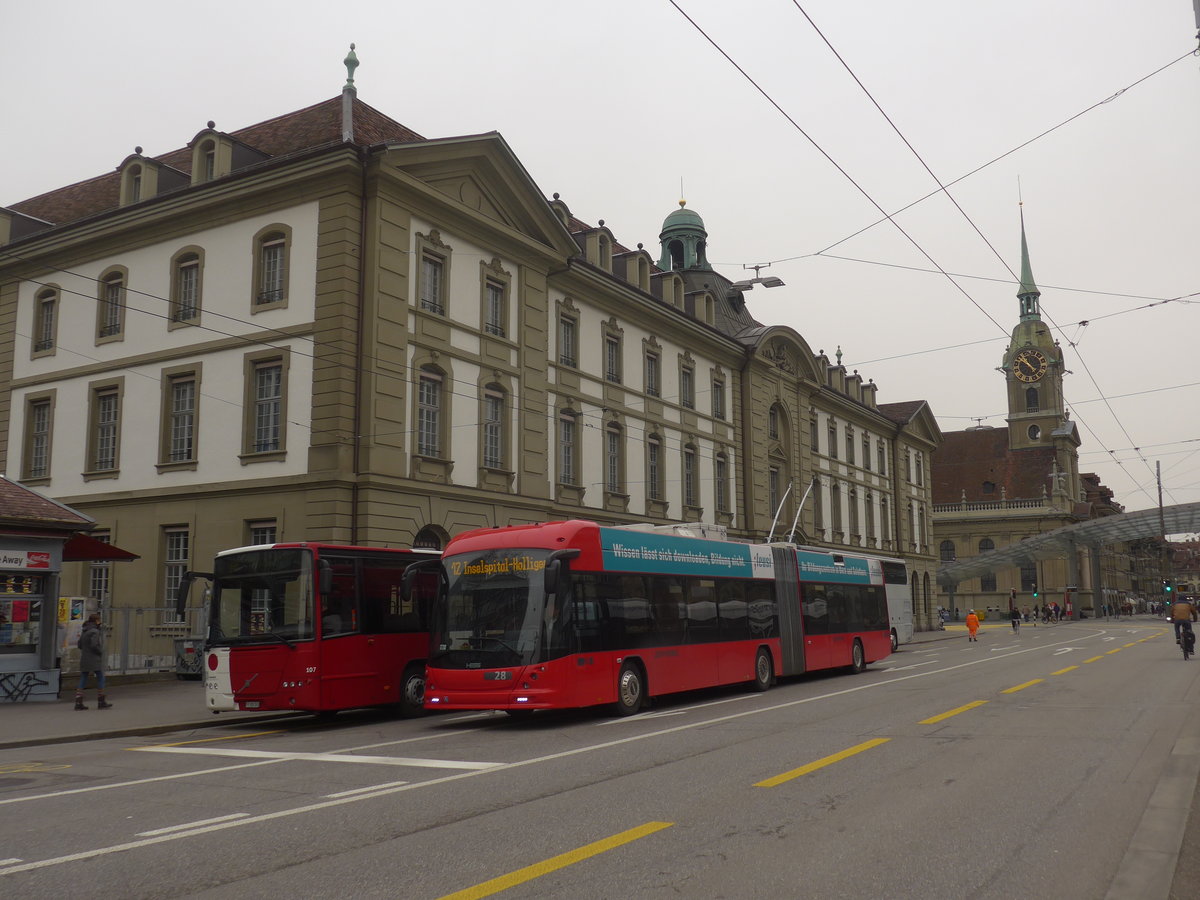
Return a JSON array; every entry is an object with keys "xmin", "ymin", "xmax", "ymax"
[
  {"xmin": 0, "ymin": 762, "xmax": 71, "ymax": 774},
  {"xmin": 1106, "ymin": 648, "xmax": 1122, "ymax": 655},
  {"xmin": 1052, "ymin": 666, "xmax": 1078, "ymax": 675},
  {"xmin": 1083, "ymin": 655, "xmax": 1104, "ymax": 663},
  {"xmin": 1123, "ymin": 643, "xmax": 1138, "ymax": 648},
  {"xmin": 755, "ymin": 738, "xmax": 891, "ymax": 787},
  {"xmin": 919, "ymin": 701, "xmax": 987, "ymax": 725},
  {"xmin": 437, "ymin": 821, "xmax": 673, "ymax": 899},
  {"xmin": 1002, "ymin": 679, "xmax": 1044, "ymax": 694},
  {"xmin": 136, "ymin": 730, "xmax": 283, "ymax": 749}
]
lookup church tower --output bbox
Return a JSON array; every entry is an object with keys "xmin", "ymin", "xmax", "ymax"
[
  {"xmin": 657, "ymin": 200, "xmax": 712, "ymax": 271},
  {"xmin": 1001, "ymin": 209, "xmax": 1080, "ymax": 495}
]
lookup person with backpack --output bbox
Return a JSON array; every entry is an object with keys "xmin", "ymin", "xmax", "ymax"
[{"xmin": 75, "ymin": 613, "xmax": 112, "ymax": 710}]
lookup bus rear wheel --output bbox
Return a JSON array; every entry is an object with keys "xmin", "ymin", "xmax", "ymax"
[
  {"xmin": 851, "ymin": 639, "xmax": 867, "ymax": 673},
  {"xmin": 614, "ymin": 661, "xmax": 644, "ymax": 716},
  {"xmin": 750, "ymin": 648, "xmax": 773, "ymax": 692},
  {"xmin": 398, "ymin": 663, "xmax": 427, "ymax": 717}
]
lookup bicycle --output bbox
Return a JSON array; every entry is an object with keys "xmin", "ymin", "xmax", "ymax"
[{"xmin": 1182, "ymin": 625, "xmax": 1195, "ymax": 661}]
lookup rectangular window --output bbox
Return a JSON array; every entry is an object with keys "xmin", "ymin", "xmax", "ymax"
[
  {"xmin": 420, "ymin": 255, "xmax": 444, "ymax": 314},
  {"xmin": 863, "ymin": 436, "xmax": 871, "ymax": 471},
  {"xmin": 248, "ymin": 521, "xmax": 277, "ymax": 545},
  {"xmin": 34, "ymin": 294, "xmax": 56, "ymax": 352},
  {"xmin": 768, "ymin": 466, "xmax": 780, "ymax": 515},
  {"xmin": 88, "ymin": 532, "xmax": 112, "ymax": 604},
  {"xmin": 174, "ymin": 259, "xmax": 199, "ymax": 322},
  {"xmin": 828, "ymin": 423, "xmax": 838, "ymax": 459},
  {"xmin": 483, "ymin": 391, "xmax": 503, "ymax": 469},
  {"xmin": 684, "ymin": 449, "xmax": 697, "ymax": 508},
  {"xmin": 259, "ymin": 240, "xmax": 285, "ymax": 305},
  {"xmin": 846, "ymin": 429, "xmax": 855, "ymax": 465},
  {"xmin": 253, "ymin": 364, "xmax": 282, "ymax": 452},
  {"xmin": 866, "ymin": 499, "xmax": 876, "ymax": 539},
  {"xmin": 810, "ymin": 416, "xmax": 819, "ymax": 450},
  {"xmin": 163, "ymin": 528, "xmax": 189, "ymax": 622},
  {"xmin": 24, "ymin": 398, "xmax": 52, "ymax": 479},
  {"xmin": 92, "ymin": 390, "xmax": 120, "ymax": 471},
  {"xmin": 484, "ymin": 280, "xmax": 505, "ymax": 337},
  {"xmin": 715, "ymin": 457, "xmax": 729, "ymax": 512},
  {"xmin": 769, "ymin": 408, "xmax": 779, "ymax": 441},
  {"xmin": 559, "ymin": 316, "xmax": 577, "ymax": 367},
  {"xmin": 645, "ymin": 352, "xmax": 660, "ymax": 397},
  {"xmin": 168, "ymin": 377, "xmax": 196, "ymax": 462},
  {"xmin": 712, "ymin": 379, "xmax": 725, "ymax": 420},
  {"xmin": 647, "ymin": 438, "xmax": 661, "ymax": 501},
  {"xmin": 606, "ymin": 428, "xmax": 622, "ymax": 493},
  {"xmin": 880, "ymin": 500, "xmax": 890, "ymax": 541},
  {"xmin": 681, "ymin": 366, "xmax": 694, "ymax": 409},
  {"xmin": 99, "ymin": 277, "xmax": 123, "ymax": 338},
  {"xmin": 559, "ymin": 414, "xmax": 576, "ymax": 485},
  {"xmin": 877, "ymin": 442, "xmax": 886, "ymax": 475},
  {"xmin": 605, "ymin": 337, "xmax": 621, "ymax": 383},
  {"xmin": 916, "ymin": 452, "xmax": 925, "ymax": 486},
  {"xmin": 417, "ymin": 373, "xmax": 441, "ymax": 457}
]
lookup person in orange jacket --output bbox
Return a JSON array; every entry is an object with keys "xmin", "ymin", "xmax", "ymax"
[{"xmin": 965, "ymin": 610, "xmax": 980, "ymax": 642}]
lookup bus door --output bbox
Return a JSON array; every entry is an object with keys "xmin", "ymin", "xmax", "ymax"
[
  {"xmin": 316, "ymin": 554, "xmax": 392, "ymax": 709},
  {"xmin": 800, "ymin": 584, "xmax": 831, "ymax": 670}
]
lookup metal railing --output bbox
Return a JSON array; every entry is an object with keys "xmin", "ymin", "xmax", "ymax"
[{"xmin": 60, "ymin": 605, "xmax": 205, "ymax": 677}]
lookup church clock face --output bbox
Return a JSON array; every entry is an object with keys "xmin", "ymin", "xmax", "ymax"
[{"xmin": 1012, "ymin": 348, "xmax": 1048, "ymax": 383}]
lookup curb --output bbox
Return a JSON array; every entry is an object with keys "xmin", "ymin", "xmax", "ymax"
[{"xmin": 0, "ymin": 712, "xmax": 300, "ymax": 752}]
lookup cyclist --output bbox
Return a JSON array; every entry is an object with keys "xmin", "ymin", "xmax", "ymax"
[
  {"xmin": 1010, "ymin": 605, "xmax": 1021, "ymax": 633},
  {"xmin": 1170, "ymin": 596, "xmax": 1197, "ymax": 648}
]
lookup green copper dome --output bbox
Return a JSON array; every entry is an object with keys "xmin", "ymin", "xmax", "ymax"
[{"xmin": 661, "ymin": 202, "xmax": 705, "ymax": 232}]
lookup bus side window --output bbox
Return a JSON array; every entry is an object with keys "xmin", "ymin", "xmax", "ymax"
[
  {"xmin": 802, "ymin": 585, "xmax": 829, "ymax": 635},
  {"xmin": 717, "ymin": 580, "xmax": 750, "ymax": 641},
  {"xmin": 685, "ymin": 579, "xmax": 719, "ymax": 644},
  {"xmin": 321, "ymin": 557, "xmax": 358, "ymax": 637},
  {"xmin": 649, "ymin": 576, "xmax": 684, "ymax": 645}
]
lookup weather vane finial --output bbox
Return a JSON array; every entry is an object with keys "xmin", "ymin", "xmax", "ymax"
[{"xmin": 344, "ymin": 43, "xmax": 359, "ymax": 88}]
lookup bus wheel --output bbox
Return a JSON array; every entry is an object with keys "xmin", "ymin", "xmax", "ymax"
[
  {"xmin": 399, "ymin": 664, "xmax": 427, "ymax": 718},
  {"xmin": 851, "ymin": 639, "xmax": 867, "ymax": 673},
  {"xmin": 891, "ymin": 629, "xmax": 899, "ymax": 652},
  {"xmin": 750, "ymin": 648, "xmax": 773, "ymax": 692},
  {"xmin": 614, "ymin": 661, "xmax": 644, "ymax": 716}
]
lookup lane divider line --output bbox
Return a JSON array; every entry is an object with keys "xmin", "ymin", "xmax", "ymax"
[
  {"xmin": 133, "ymin": 746, "xmax": 501, "ymax": 770},
  {"xmin": 1084, "ymin": 655, "xmax": 1105, "ymax": 663},
  {"xmin": 436, "ymin": 821, "xmax": 674, "ymax": 900},
  {"xmin": 137, "ymin": 813, "xmax": 249, "ymax": 837},
  {"xmin": 139, "ymin": 730, "xmax": 283, "ymax": 748},
  {"xmin": 324, "ymin": 781, "xmax": 410, "ymax": 798},
  {"xmin": 1002, "ymin": 679, "xmax": 1044, "ymax": 694},
  {"xmin": 919, "ymin": 701, "xmax": 988, "ymax": 725},
  {"xmin": 1052, "ymin": 666, "xmax": 1079, "ymax": 675},
  {"xmin": 755, "ymin": 738, "xmax": 891, "ymax": 787}
]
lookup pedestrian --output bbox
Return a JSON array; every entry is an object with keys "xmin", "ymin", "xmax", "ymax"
[
  {"xmin": 966, "ymin": 609, "xmax": 980, "ymax": 642},
  {"xmin": 1010, "ymin": 605, "xmax": 1021, "ymax": 633},
  {"xmin": 75, "ymin": 613, "xmax": 112, "ymax": 710}
]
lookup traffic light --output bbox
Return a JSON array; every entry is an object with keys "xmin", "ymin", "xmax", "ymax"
[
  {"xmin": 1032, "ymin": 589, "xmax": 1039, "ymax": 599},
  {"xmin": 1164, "ymin": 579, "xmax": 1173, "ymax": 594}
]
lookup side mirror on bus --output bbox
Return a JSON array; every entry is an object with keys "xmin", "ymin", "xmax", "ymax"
[
  {"xmin": 175, "ymin": 571, "xmax": 213, "ymax": 618},
  {"xmin": 401, "ymin": 558, "xmax": 443, "ymax": 600},
  {"xmin": 544, "ymin": 548, "xmax": 581, "ymax": 596}
]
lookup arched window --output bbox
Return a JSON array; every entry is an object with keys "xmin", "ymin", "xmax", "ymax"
[
  {"xmin": 979, "ymin": 538, "xmax": 995, "ymax": 553},
  {"xmin": 1025, "ymin": 387, "xmax": 1039, "ymax": 412},
  {"xmin": 413, "ymin": 526, "xmax": 446, "ymax": 550},
  {"xmin": 940, "ymin": 540, "xmax": 956, "ymax": 561},
  {"xmin": 1020, "ymin": 562, "xmax": 1038, "ymax": 593},
  {"xmin": 252, "ymin": 225, "xmax": 291, "ymax": 308}
]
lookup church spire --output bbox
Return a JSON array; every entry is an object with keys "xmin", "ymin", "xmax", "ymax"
[{"xmin": 1017, "ymin": 204, "xmax": 1040, "ymax": 320}]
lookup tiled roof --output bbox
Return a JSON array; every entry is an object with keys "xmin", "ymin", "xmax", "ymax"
[
  {"xmin": 932, "ymin": 429, "xmax": 1057, "ymax": 504},
  {"xmin": 0, "ymin": 476, "xmax": 93, "ymax": 529},
  {"xmin": 877, "ymin": 400, "xmax": 926, "ymax": 425},
  {"xmin": 6, "ymin": 97, "xmax": 425, "ymax": 228}
]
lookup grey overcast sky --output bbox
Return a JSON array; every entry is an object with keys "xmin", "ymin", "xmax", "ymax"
[{"xmin": 5, "ymin": 0, "xmax": 1199, "ymax": 515}]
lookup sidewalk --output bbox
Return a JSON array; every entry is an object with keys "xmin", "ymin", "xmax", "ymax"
[{"xmin": 0, "ymin": 678, "xmax": 297, "ymax": 751}]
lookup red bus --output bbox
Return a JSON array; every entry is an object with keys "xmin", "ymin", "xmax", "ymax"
[
  {"xmin": 423, "ymin": 520, "xmax": 899, "ymax": 716},
  {"xmin": 178, "ymin": 542, "xmax": 439, "ymax": 716}
]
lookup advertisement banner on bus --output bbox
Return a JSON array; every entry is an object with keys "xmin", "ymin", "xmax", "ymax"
[
  {"xmin": 599, "ymin": 528, "xmax": 774, "ymax": 580},
  {"xmin": 794, "ymin": 550, "xmax": 872, "ymax": 584}
]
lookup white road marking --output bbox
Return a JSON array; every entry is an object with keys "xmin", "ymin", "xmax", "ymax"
[
  {"xmin": 134, "ymin": 746, "xmax": 500, "ymax": 770},
  {"xmin": 324, "ymin": 780, "xmax": 410, "ymax": 798},
  {"xmin": 597, "ymin": 693, "xmax": 753, "ymax": 725},
  {"xmin": 0, "ymin": 727, "xmax": 486, "ymax": 807},
  {"xmin": 137, "ymin": 814, "xmax": 249, "ymax": 837},
  {"xmin": 0, "ymin": 858, "xmax": 23, "ymax": 865},
  {"xmin": 0, "ymin": 628, "xmax": 1110, "ymax": 876},
  {"xmin": 1054, "ymin": 647, "xmax": 1086, "ymax": 655},
  {"xmin": 881, "ymin": 660, "xmax": 939, "ymax": 672}
]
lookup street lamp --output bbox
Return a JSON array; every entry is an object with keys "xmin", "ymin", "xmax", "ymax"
[{"xmin": 727, "ymin": 264, "xmax": 785, "ymax": 304}]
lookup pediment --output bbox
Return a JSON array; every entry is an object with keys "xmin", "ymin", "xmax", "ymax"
[{"xmin": 380, "ymin": 134, "xmax": 578, "ymax": 258}]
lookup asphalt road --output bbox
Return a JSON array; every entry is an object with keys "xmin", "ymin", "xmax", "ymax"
[{"xmin": 2, "ymin": 619, "xmax": 1197, "ymax": 899}]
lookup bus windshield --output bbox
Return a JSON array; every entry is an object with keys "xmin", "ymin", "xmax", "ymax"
[
  {"xmin": 210, "ymin": 548, "xmax": 315, "ymax": 645},
  {"xmin": 430, "ymin": 548, "xmax": 566, "ymax": 669}
]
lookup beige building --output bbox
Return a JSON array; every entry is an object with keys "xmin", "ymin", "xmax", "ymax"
[{"xmin": 0, "ymin": 59, "xmax": 942, "ymax": 645}]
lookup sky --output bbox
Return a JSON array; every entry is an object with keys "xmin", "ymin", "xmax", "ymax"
[{"xmin": 5, "ymin": 0, "xmax": 1199, "ymax": 517}]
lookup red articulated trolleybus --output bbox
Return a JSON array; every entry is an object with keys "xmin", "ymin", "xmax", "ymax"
[
  {"xmin": 177, "ymin": 542, "xmax": 440, "ymax": 717},
  {"xmin": 423, "ymin": 520, "xmax": 904, "ymax": 716}
]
